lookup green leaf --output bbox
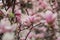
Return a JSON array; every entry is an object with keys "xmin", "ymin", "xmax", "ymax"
[{"xmin": 9, "ymin": 12, "xmax": 14, "ymax": 18}]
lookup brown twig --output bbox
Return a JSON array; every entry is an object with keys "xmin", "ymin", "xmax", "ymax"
[
  {"xmin": 12, "ymin": 0, "xmax": 16, "ymax": 13},
  {"xmin": 25, "ymin": 24, "xmax": 33, "ymax": 40},
  {"xmin": 25, "ymin": 9, "xmax": 29, "ymax": 16}
]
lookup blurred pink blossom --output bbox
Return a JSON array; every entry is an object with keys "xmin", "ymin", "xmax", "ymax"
[
  {"xmin": 23, "ymin": 14, "xmax": 41, "ymax": 26},
  {"xmin": 39, "ymin": 0, "xmax": 47, "ymax": 9},
  {"xmin": 0, "ymin": 18, "xmax": 17, "ymax": 33},
  {"xmin": 32, "ymin": 14, "xmax": 42, "ymax": 23},
  {"xmin": 23, "ymin": 16, "xmax": 32, "ymax": 26},
  {"xmin": 15, "ymin": 10, "xmax": 22, "ymax": 22},
  {"xmin": 45, "ymin": 10, "xmax": 57, "ymax": 24},
  {"xmin": 56, "ymin": 37, "xmax": 60, "ymax": 40}
]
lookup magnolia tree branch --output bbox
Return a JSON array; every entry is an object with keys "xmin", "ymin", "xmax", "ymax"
[
  {"xmin": 12, "ymin": 0, "xmax": 16, "ymax": 13},
  {"xmin": 20, "ymin": 22, "xmax": 41, "ymax": 31},
  {"xmin": 17, "ymin": 23, "xmax": 21, "ymax": 40},
  {"xmin": 25, "ymin": 23, "xmax": 33, "ymax": 40}
]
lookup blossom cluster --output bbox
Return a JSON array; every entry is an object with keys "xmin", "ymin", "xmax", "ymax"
[{"xmin": 0, "ymin": 0, "xmax": 59, "ymax": 40}]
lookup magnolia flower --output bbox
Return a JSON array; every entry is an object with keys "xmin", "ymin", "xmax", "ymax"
[
  {"xmin": 0, "ymin": 18, "xmax": 17, "ymax": 33},
  {"xmin": 23, "ymin": 16, "xmax": 32, "ymax": 26},
  {"xmin": 45, "ymin": 10, "xmax": 57, "ymax": 24},
  {"xmin": 4, "ymin": 23, "xmax": 18, "ymax": 32},
  {"xmin": 32, "ymin": 14, "xmax": 41, "ymax": 23},
  {"xmin": 23, "ymin": 16, "xmax": 34, "ymax": 26},
  {"xmin": 15, "ymin": 10, "xmax": 22, "ymax": 22},
  {"xmin": 15, "ymin": 10, "xmax": 21, "ymax": 16},
  {"xmin": 23, "ymin": 14, "xmax": 41, "ymax": 26},
  {"xmin": 39, "ymin": 1, "xmax": 47, "ymax": 9},
  {"xmin": 33, "ymin": 17, "xmax": 41, "ymax": 23}
]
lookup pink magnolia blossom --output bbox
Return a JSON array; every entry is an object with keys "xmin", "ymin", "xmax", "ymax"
[
  {"xmin": 33, "ymin": 17, "xmax": 41, "ymax": 23},
  {"xmin": 28, "ymin": 16, "xmax": 35, "ymax": 22},
  {"xmin": 29, "ymin": 13, "xmax": 41, "ymax": 22},
  {"xmin": 45, "ymin": 10, "xmax": 57, "ymax": 24},
  {"xmin": 0, "ymin": 18, "xmax": 17, "ymax": 33},
  {"xmin": 23, "ymin": 16, "xmax": 32, "ymax": 26},
  {"xmin": 15, "ymin": 10, "xmax": 21, "ymax": 16},
  {"xmin": 4, "ymin": 23, "xmax": 17, "ymax": 32},
  {"xmin": 23, "ymin": 14, "xmax": 41, "ymax": 26},
  {"xmin": 33, "ymin": 14, "xmax": 41, "ymax": 23},
  {"xmin": 39, "ymin": 1, "xmax": 47, "ymax": 9},
  {"xmin": 15, "ymin": 10, "xmax": 21, "ymax": 22}
]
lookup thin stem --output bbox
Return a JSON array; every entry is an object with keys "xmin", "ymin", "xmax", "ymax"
[
  {"xmin": 17, "ymin": 24, "xmax": 21, "ymax": 40},
  {"xmin": 25, "ymin": 27, "xmax": 33, "ymax": 40},
  {"xmin": 25, "ymin": 23, "xmax": 33, "ymax": 40},
  {"xmin": 25, "ymin": 9, "xmax": 29, "ymax": 16},
  {"xmin": 20, "ymin": 22, "xmax": 41, "ymax": 31},
  {"xmin": 16, "ymin": 23, "xmax": 21, "ymax": 40},
  {"xmin": 12, "ymin": 0, "xmax": 16, "ymax": 13},
  {"xmin": 46, "ymin": 25, "xmax": 56, "ymax": 40},
  {"xmin": 51, "ymin": 27, "xmax": 56, "ymax": 40},
  {"xmin": 2, "ymin": 0, "xmax": 7, "ymax": 10}
]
